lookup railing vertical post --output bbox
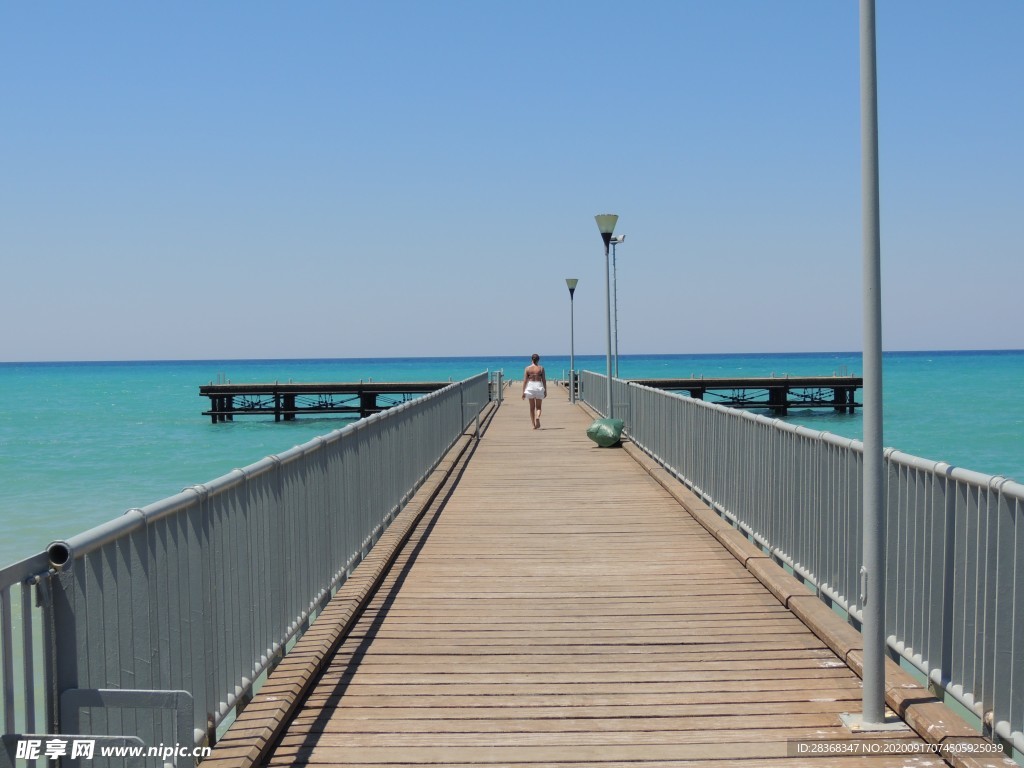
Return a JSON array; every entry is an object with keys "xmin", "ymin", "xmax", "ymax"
[{"xmin": 47, "ymin": 566, "xmax": 81, "ymax": 737}]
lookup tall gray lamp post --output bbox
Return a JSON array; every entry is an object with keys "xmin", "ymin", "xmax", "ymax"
[
  {"xmin": 840, "ymin": 0, "xmax": 895, "ymax": 734},
  {"xmin": 610, "ymin": 234, "xmax": 625, "ymax": 377},
  {"xmin": 858, "ymin": 0, "xmax": 888, "ymax": 728},
  {"xmin": 594, "ymin": 214, "xmax": 618, "ymax": 418},
  {"xmin": 566, "ymin": 278, "xmax": 578, "ymax": 403}
]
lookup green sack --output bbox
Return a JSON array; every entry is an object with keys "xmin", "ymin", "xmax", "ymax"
[{"xmin": 586, "ymin": 418, "xmax": 625, "ymax": 447}]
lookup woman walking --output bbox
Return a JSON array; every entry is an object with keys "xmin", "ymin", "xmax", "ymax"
[{"xmin": 522, "ymin": 353, "xmax": 547, "ymax": 429}]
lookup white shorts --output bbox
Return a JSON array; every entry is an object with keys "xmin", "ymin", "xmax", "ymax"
[{"xmin": 524, "ymin": 381, "xmax": 546, "ymax": 399}]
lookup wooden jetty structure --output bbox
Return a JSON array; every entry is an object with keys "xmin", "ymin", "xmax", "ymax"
[
  {"xmin": 632, "ymin": 375, "xmax": 862, "ymax": 415},
  {"xmin": 205, "ymin": 384, "xmax": 999, "ymax": 768},
  {"xmin": 200, "ymin": 376, "xmax": 859, "ymax": 424},
  {"xmin": 199, "ymin": 381, "xmax": 450, "ymax": 423}
]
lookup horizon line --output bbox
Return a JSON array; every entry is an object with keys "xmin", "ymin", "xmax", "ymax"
[{"xmin": 2, "ymin": 348, "xmax": 1022, "ymax": 366}]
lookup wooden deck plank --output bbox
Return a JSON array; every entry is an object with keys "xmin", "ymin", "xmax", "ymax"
[
  {"xmin": 265, "ymin": 744, "xmax": 943, "ymax": 768},
  {"xmin": 256, "ymin": 385, "xmax": 957, "ymax": 766},
  {"xmin": 269, "ymin": 762, "xmax": 941, "ymax": 768}
]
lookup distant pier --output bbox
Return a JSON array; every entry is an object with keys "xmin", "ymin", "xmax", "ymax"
[
  {"xmin": 632, "ymin": 375, "xmax": 861, "ymax": 415},
  {"xmin": 199, "ymin": 381, "xmax": 450, "ymax": 423}
]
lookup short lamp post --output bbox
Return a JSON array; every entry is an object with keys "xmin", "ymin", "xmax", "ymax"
[
  {"xmin": 565, "ymin": 278, "xmax": 578, "ymax": 403},
  {"xmin": 594, "ymin": 213, "xmax": 618, "ymax": 418}
]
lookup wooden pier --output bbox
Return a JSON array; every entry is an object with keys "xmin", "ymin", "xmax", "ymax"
[
  {"xmin": 199, "ymin": 381, "xmax": 450, "ymax": 423},
  {"xmin": 205, "ymin": 384, "xmax": 1000, "ymax": 768},
  {"xmin": 632, "ymin": 375, "xmax": 862, "ymax": 415}
]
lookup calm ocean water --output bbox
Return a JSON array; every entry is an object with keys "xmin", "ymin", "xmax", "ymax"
[{"xmin": 1, "ymin": 351, "xmax": 1022, "ymax": 569}]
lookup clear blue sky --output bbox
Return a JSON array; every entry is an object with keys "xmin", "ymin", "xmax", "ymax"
[{"xmin": 2, "ymin": 1, "xmax": 1020, "ymax": 361}]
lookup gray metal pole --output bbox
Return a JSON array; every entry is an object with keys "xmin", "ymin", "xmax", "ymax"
[
  {"xmin": 595, "ymin": 215, "xmax": 618, "ymax": 418},
  {"xmin": 569, "ymin": 293, "xmax": 576, "ymax": 403},
  {"xmin": 604, "ymin": 242, "xmax": 614, "ymax": 418},
  {"xmin": 860, "ymin": 0, "xmax": 886, "ymax": 726},
  {"xmin": 612, "ymin": 242, "xmax": 619, "ymax": 378}
]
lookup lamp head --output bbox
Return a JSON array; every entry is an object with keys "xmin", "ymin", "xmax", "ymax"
[
  {"xmin": 610, "ymin": 234, "xmax": 626, "ymax": 245},
  {"xmin": 565, "ymin": 278, "xmax": 578, "ymax": 297},
  {"xmin": 594, "ymin": 214, "xmax": 618, "ymax": 250}
]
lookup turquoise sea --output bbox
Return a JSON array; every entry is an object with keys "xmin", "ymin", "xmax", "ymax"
[{"xmin": 1, "ymin": 351, "xmax": 1022, "ymax": 569}]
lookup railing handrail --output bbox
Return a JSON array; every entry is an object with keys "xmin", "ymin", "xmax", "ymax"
[
  {"xmin": 1, "ymin": 371, "xmax": 492, "ymax": 765},
  {"xmin": 579, "ymin": 366, "xmax": 1023, "ymax": 495},
  {"xmin": 578, "ymin": 368, "xmax": 1024, "ymax": 754}
]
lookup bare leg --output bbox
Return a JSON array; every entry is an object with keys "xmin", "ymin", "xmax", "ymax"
[
  {"xmin": 529, "ymin": 399, "xmax": 538, "ymax": 428},
  {"xmin": 535, "ymin": 400, "xmax": 541, "ymax": 428}
]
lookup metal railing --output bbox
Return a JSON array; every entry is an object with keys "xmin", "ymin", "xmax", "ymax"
[
  {"xmin": 1, "ymin": 372, "xmax": 491, "ymax": 766},
  {"xmin": 579, "ymin": 369, "xmax": 1024, "ymax": 754}
]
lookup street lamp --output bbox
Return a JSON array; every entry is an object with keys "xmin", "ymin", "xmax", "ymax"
[
  {"xmin": 610, "ymin": 234, "xmax": 625, "ymax": 377},
  {"xmin": 594, "ymin": 213, "xmax": 618, "ymax": 418},
  {"xmin": 840, "ymin": 0, "xmax": 896, "ymax": 734},
  {"xmin": 565, "ymin": 278, "xmax": 578, "ymax": 403},
  {"xmin": 856, "ymin": 0, "xmax": 890, "ymax": 730}
]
